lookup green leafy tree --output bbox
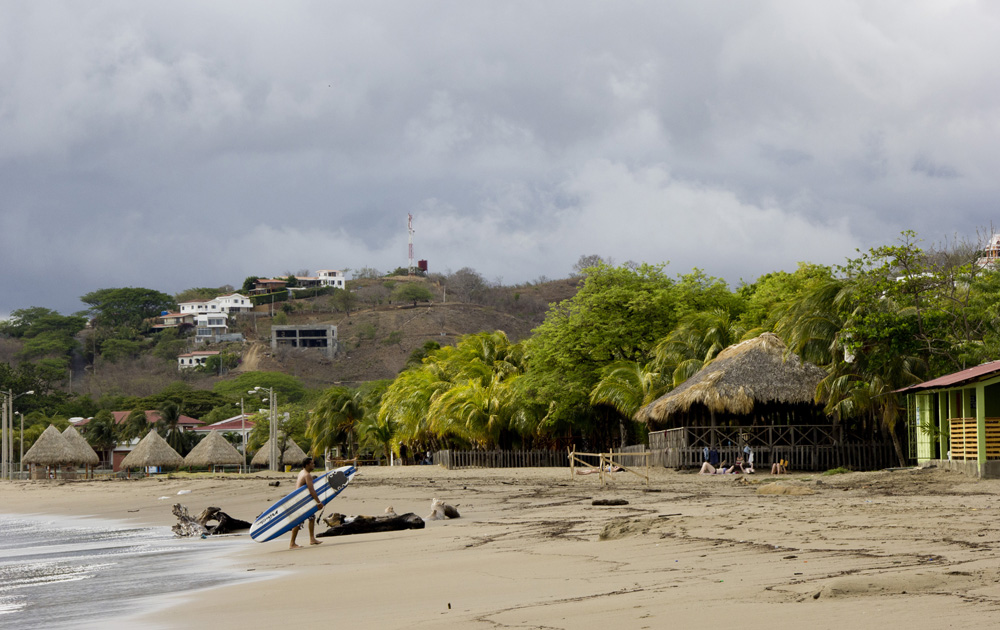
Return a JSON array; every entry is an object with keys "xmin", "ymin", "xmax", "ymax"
[
  {"xmin": 152, "ymin": 328, "xmax": 189, "ymax": 361},
  {"xmin": 737, "ymin": 263, "xmax": 835, "ymax": 331},
  {"xmin": 212, "ymin": 371, "xmax": 307, "ymax": 405},
  {"xmin": 175, "ymin": 287, "xmax": 224, "ymax": 303},
  {"xmin": 328, "ymin": 288, "xmax": 359, "ymax": 314},
  {"xmin": 241, "ymin": 276, "xmax": 260, "ymax": 293},
  {"xmin": 80, "ymin": 287, "xmax": 176, "ymax": 331},
  {"xmin": 522, "ymin": 262, "xmax": 686, "ymax": 445},
  {"xmin": 392, "ymin": 283, "xmax": 434, "ymax": 306},
  {"xmin": 100, "ymin": 338, "xmax": 145, "ymax": 362},
  {"xmin": 199, "ymin": 404, "xmax": 241, "ymax": 426},
  {"xmin": 2, "ymin": 308, "xmax": 88, "ymax": 366}
]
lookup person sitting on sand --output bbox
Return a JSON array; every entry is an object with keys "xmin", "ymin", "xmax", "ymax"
[
  {"xmin": 290, "ymin": 457, "xmax": 324, "ymax": 549},
  {"xmin": 576, "ymin": 463, "xmax": 624, "ymax": 475},
  {"xmin": 700, "ymin": 459, "xmax": 739, "ymax": 474},
  {"xmin": 770, "ymin": 459, "xmax": 789, "ymax": 475}
]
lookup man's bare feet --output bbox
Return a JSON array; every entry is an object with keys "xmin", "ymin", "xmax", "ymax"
[
  {"xmin": 289, "ymin": 543, "xmax": 302, "ymax": 549},
  {"xmin": 310, "ymin": 539, "xmax": 323, "ymax": 545}
]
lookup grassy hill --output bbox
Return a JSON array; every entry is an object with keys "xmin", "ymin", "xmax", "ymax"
[
  {"xmin": 13, "ymin": 276, "xmax": 583, "ymax": 398},
  {"xmin": 238, "ymin": 276, "xmax": 581, "ymax": 388}
]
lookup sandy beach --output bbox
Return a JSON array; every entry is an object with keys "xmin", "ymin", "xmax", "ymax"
[{"xmin": 3, "ymin": 465, "xmax": 1000, "ymax": 629}]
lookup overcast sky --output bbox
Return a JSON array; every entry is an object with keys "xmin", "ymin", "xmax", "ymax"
[{"xmin": 3, "ymin": 1, "xmax": 999, "ymax": 317}]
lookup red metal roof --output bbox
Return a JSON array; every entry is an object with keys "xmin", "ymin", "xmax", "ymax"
[
  {"xmin": 192, "ymin": 415, "xmax": 256, "ymax": 433},
  {"xmin": 76, "ymin": 410, "xmax": 203, "ymax": 427},
  {"xmin": 896, "ymin": 360, "xmax": 1000, "ymax": 394}
]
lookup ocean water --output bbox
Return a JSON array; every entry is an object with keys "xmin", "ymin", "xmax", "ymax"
[{"xmin": 0, "ymin": 513, "xmax": 255, "ymax": 629}]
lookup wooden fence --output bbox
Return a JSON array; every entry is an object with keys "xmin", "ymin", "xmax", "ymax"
[
  {"xmin": 949, "ymin": 417, "xmax": 1000, "ymax": 460},
  {"xmin": 433, "ymin": 449, "xmax": 568, "ymax": 470},
  {"xmin": 650, "ymin": 426, "xmax": 897, "ymax": 471},
  {"xmin": 568, "ymin": 447, "xmax": 650, "ymax": 486}
]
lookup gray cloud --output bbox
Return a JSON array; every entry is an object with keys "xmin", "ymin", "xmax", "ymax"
[{"xmin": 3, "ymin": 1, "xmax": 1000, "ymax": 317}]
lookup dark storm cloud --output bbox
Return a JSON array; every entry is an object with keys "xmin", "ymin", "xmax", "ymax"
[{"xmin": 3, "ymin": 1, "xmax": 1000, "ymax": 318}]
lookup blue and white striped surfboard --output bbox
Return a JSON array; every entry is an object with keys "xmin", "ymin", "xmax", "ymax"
[{"xmin": 250, "ymin": 465, "xmax": 357, "ymax": 542}]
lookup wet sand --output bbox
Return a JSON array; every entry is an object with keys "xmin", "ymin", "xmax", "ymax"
[{"xmin": 3, "ymin": 465, "xmax": 1000, "ymax": 629}]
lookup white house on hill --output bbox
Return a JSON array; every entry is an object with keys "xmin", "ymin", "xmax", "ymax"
[
  {"xmin": 316, "ymin": 270, "xmax": 346, "ymax": 289},
  {"xmin": 179, "ymin": 293, "xmax": 252, "ymax": 315},
  {"xmin": 178, "ymin": 350, "xmax": 220, "ymax": 369}
]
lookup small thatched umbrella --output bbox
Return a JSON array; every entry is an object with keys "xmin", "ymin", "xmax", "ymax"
[
  {"xmin": 23, "ymin": 425, "xmax": 75, "ymax": 479},
  {"xmin": 184, "ymin": 431, "xmax": 244, "ymax": 471},
  {"xmin": 62, "ymin": 425, "xmax": 100, "ymax": 478},
  {"xmin": 636, "ymin": 332, "xmax": 827, "ymax": 429},
  {"xmin": 121, "ymin": 429, "xmax": 184, "ymax": 474},
  {"xmin": 251, "ymin": 437, "xmax": 309, "ymax": 468}
]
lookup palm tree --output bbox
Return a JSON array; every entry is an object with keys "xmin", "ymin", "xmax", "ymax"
[
  {"xmin": 428, "ymin": 372, "xmax": 524, "ymax": 447},
  {"xmin": 589, "ymin": 361, "xmax": 670, "ymax": 445},
  {"xmin": 653, "ymin": 309, "xmax": 747, "ymax": 386},
  {"xmin": 308, "ymin": 387, "xmax": 365, "ymax": 458},
  {"xmin": 357, "ymin": 414, "xmax": 398, "ymax": 464},
  {"xmin": 83, "ymin": 410, "xmax": 118, "ymax": 466},
  {"xmin": 155, "ymin": 402, "xmax": 188, "ymax": 455},
  {"xmin": 777, "ymin": 277, "xmax": 926, "ymax": 465},
  {"xmin": 120, "ymin": 409, "xmax": 149, "ymax": 444}
]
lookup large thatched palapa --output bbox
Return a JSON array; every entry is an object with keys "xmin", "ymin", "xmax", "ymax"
[
  {"xmin": 184, "ymin": 430, "xmax": 244, "ymax": 468},
  {"xmin": 62, "ymin": 425, "xmax": 100, "ymax": 467},
  {"xmin": 637, "ymin": 332, "xmax": 827, "ymax": 426},
  {"xmin": 251, "ymin": 438, "xmax": 308, "ymax": 467},
  {"xmin": 23, "ymin": 425, "xmax": 75, "ymax": 467},
  {"xmin": 120, "ymin": 430, "xmax": 184, "ymax": 471}
]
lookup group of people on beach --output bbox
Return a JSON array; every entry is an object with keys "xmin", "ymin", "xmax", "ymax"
[{"xmin": 698, "ymin": 447, "xmax": 789, "ymax": 475}]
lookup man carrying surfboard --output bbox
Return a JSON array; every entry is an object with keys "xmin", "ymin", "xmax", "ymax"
[{"xmin": 290, "ymin": 457, "xmax": 323, "ymax": 549}]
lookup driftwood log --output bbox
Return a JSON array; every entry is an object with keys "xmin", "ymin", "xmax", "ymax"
[
  {"xmin": 172, "ymin": 504, "xmax": 251, "ymax": 537},
  {"xmin": 317, "ymin": 512, "xmax": 425, "ymax": 537},
  {"xmin": 592, "ymin": 499, "xmax": 629, "ymax": 506}
]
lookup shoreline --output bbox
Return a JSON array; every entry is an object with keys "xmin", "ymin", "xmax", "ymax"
[{"xmin": 4, "ymin": 466, "xmax": 1000, "ymax": 628}]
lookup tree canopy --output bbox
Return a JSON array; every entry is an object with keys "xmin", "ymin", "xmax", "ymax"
[{"xmin": 80, "ymin": 287, "xmax": 176, "ymax": 331}]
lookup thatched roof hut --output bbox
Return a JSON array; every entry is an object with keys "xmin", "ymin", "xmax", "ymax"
[
  {"xmin": 61, "ymin": 425, "xmax": 100, "ymax": 466},
  {"xmin": 251, "ymin": 438, "xmax": 308, "ymax": 467},
  {"xmin": 120, "ymin": 430, "xmax": 184, "ymax": 470},
  {"xmin": 23, "ymin": 425, "xmax": 75, "ymax": 467},
  {"xmin": 184, "ymin": 431, "xmax": 244, "ymax": 468},
  {"xmin": 637, "ymin": 332, "xmax": 827, "ymax": 426}
]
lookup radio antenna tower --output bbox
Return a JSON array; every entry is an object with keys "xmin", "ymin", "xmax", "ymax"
[{"xmin": 407, "ymin": 213, "xmax": 415, "ymax": 276}]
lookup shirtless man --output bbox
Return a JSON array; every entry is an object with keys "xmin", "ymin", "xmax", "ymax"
[{"xmin": 289, "ymin": 456, "xmax": 323, "ymax": 549}]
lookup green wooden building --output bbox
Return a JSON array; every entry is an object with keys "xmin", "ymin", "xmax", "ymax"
[{"xmin": 898, "ymin": 361, "xmax": 1000, "ymax": 478}]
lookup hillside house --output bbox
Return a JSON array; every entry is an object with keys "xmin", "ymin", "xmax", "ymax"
[
  {"xmin": 178, "ymin": 350, "xmax": 220, "ymax": 369},
  {"xmin": 178, "ymin": 293, "xmax": 252, "ymax": 315},
  {"xmin": 271, "ymin": 324, "xmax": 339, "ymax": 358},
  {"xmin": 251, "ymin": 279, "xmax": 288, "ymax": 295},
  {"xmin": 317, "ymin": 270, "xmax": 346, "ymax": 289},
  {"xmin": 150, "ymin": 312, "xmax": 195, "ymax": 332},
  {"xmin": 977, "ymin": 234, "xmax": 1000, "ymax": 267}
]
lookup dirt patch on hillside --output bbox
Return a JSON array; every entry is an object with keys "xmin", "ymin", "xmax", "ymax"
[{"xmin": 242, "ymin": 301, "xmax": 558, "ymax": 387}]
